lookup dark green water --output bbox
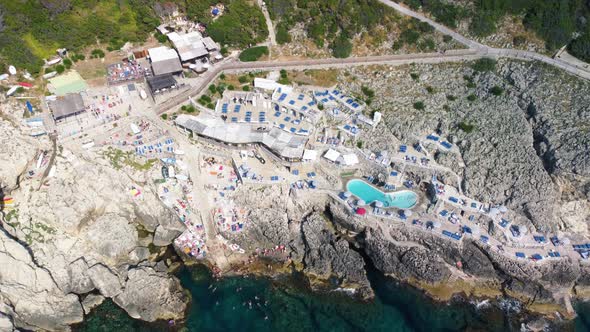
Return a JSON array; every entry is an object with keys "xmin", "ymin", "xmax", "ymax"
[{"xmin": 76, "ymin": 264, "xmax": 586, "ymax": 332}]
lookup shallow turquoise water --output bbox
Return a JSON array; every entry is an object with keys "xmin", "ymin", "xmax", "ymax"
[
  {"xmin": 75, "ymin": 263, "xmax": 583, "ymax": 332},
  {"xmin": 347, "ymin": 179, "xmax": 417, "ymax": 209}
]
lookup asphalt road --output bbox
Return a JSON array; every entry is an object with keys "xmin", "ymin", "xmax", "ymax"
[{"xmin": 155, "ymin": 0, "xmax": 590, "ymax": 114}]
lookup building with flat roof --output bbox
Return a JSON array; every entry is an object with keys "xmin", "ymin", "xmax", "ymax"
[
  {"xmin": 146, "ymin": 74, "xmax": 178, "ymax": 95},
  {"xmin": 48, "ymin": 93, "xmax": 86, "ymax": 121},
  {"xmin": 148, "ymin": 46, "xmax": 183, "ymax": 76},
  {"xmin": 175, "ymin": 114, "xmax": 307, "ymax": 161}
]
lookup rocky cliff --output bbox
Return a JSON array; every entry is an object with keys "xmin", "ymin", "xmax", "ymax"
[{"xmin": 0, "ymin": 116, "xmax": 188, "ymax": 331}]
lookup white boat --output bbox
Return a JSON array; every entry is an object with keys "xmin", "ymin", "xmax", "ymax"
[
  {"xmin": 139, "ymin": 89, "xmax": 147, "ymax": 99},
  {"xmin": 8, "ymin": 65, "xmax": 16, "ymax": 75},
  {"xmin": 46, "ymin": 58, "xmax": 62, "ymax": 66},
  {"xmin": 6, "ymin": 86, "xmax": 18, "ymax": 96},
  {"xmin": 168, "ymin": 166, "xmax": 176, "ymax": 178},
  {"xmin": 0, "ymin": 74, "xmax": 8, "ymax": 81},
  {"xmin": 36, "ymin": 154, "xmax": 44, "ymax": 169},
  {"xmin": 174, "ymin": 149, "xmax": 185, "ymax": 155},
  {"xmin": 43, "ymin": 71, "xmax": 57, "ymax": 79}
]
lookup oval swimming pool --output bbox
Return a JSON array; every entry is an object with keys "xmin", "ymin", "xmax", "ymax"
[{"xmin": 346, "ymin": 179, "xmax": 418, "ymax": 209}]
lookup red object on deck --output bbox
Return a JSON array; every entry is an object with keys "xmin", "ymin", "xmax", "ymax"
[
  {"xmin": 356, "ymin": 207, "xmax": 367, "ymax": 215},
  {"xmin": 18, "ymin": 82, "xmax": 33, "ymax": 88}
]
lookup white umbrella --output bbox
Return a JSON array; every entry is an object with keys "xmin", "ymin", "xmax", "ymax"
[
  {"xmin": 499, "ymin": 205, "xmax": 508, "ymax": 213},
  {"xmin": 374, "ymin": 201, "xmax": 384, "ymax": 208},
  {"xmin": 404, "ymin": 209, "xmax": 413, "ymax": 217},
  {"xmin": 357, "ymin": 199, "xmax": 366, "ymax": 206},
  {"xmin": 343, "ymin": 191, "xmax": 352, "ymax": 198},
  {"xmin": 489, "ymin": 208, "xmax": 500, "ymax": 216},
  {"xmin": 434, "ymin": 221, "xmax": 442, "ymax": 228}
]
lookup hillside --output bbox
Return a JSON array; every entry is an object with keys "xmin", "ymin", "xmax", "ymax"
[{"xmin": 0, "ymin": 0, "xmax": 267, "ymax": 75}]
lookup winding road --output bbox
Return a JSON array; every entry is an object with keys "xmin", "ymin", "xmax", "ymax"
[{"xmin": 155, "ymin": 0, "xmax": 590, "ymax": 115}]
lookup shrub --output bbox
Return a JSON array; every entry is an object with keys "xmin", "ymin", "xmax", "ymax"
[
  {"xmin": 242, "ymin": 85, "xmax": 250, "ymax": 91},
  {"xmin": 568, "ymin": 31, "xmax": 590, "ymax": 63},
  {"xmin": 513, "ymin": 35, "xmax": 527, "ymax": 47},
  {"xmin": 410, "ymin": 72, "xmax": 419, "ymax": 80},
  {"xmin": 443, "ymin": 35, "xmax": 453, "ymax": 43},
  {"xmin": 238, "ymin": 75, "xmax": 249, "ymax": 83},
  {"xmin": 425, "ymin": 85, "xmax": 435, "ymax": 94},
  {"xmin": 459, "ymin": 122, "xmax": 475, "ymax": 133},
  {"xmin": 239, "ymin": 46, "xmax": 269, "ymax": 62},
  {"xmin": 228, "ymin": 85, "xmax": 235, "ymax": 91},
  {"xmin": 331, "ymin": 34, "xmax": 353, "ymax": 58},
  {"xmin": 63, "ymin": 58, "xmax": 72, "ymax": 69},
  {"xmin": 467, "ymin": 94, "xmax": 477, "ymax": 101},
  {"xmin": 209, "ymin": 84, "xmax": 216, "ymax": 93},
  {"xmin": 200, "ymin": 95, "xmax": 212, "ymax": 103},
  {"xmin": 220, "ymin": 73, "xmax": 226, "ymax": 80},
  {"xmin": 400, "ymin": 29, "xmax": 420, "ymax": 45},
  {"xmin": 207, "ymin": 103, "xmax": 215, "ymax": 109},
  {"xmin": 361, "ymin": 86, "xmax": 375, "ymax": 98},
  {"xmin": 490, "ymin": 85, "xmax": 504, "ymax": 96},
  {"xmin": 220, "ymin": 47, "xmax": 229, "ymax": 56},
  {"xmin": 446, "ymin": 94, "xmax": 456, "ymax": 101},
  {"xmin": 276, "ymin": 23, "xmax": 291, "ymax": 44},
  {"xmin": 91, "ymin": 49, "xmax": 105, "ymax": 59},
  {"xmin": 413, "ymin": 101, "xmax": 425, "ymax": 110},
  {"xmin": 472, "ymin": 58, "xmax": 496, "ymax": 72},
  {"xmin": 356, "ymin": 141, "xmax": 363, "ymax": 148},
  {"xmin": 161, "ymin": 114, "xmax": 168, "ymax": 120},
  {"xmin": 155, "ymin": 32, "xmax": 168, "ymax": 43},
  {"xmin": 55, "ymin": 64, "xmax": 65, "ymax": 74},
  {"xmin": 318, "ymin": 103, "xmax": 324, "ymax": 110},
  {"xmin": 186, "ymin": 105, "xmax": 196, "ymax": 113}
]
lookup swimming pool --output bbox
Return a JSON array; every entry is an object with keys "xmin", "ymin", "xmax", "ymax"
[{"xmin": 346, "ymin": 179, "xmax": 418, "ymax": 209}]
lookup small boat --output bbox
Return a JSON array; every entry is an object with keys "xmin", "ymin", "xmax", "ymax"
[
  {"xmin": 8, "ymin": 65, "xmax": 16, "ymax": 75},
  {"xmin": 43, "ymin": 71, "xmax": 57, "ymax": 79},
  {"xmin": 139, "ymin": 89, "xmax": 147, "ymax": 100},
  {"xmin": 6, "ymin": 86, "xmax": 18, "ymax": 96}
]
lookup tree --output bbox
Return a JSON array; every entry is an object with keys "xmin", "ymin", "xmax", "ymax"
[
  {"xmin": 62, "ymin": 58, "xmax": 72, "ymax": 69},
  {"xmin": 568, "ymin": 31, "xmax": 590, "ymax": 63},
  {"xmin": 55, "ymin": 64, "xmax": 65, "ymax": 73},
  {"xmin": 490, "ymin": 85, "xmax": 504, "ymax": 96},
  {"xmin": 471, "ymin": 58, "xmax": 496, "ymax": 72},
  {"xmin": 238, "ymin": 46, "xmax": 269, "ymax": 62},
  {"xmin": 331, "ymin": 34, "xmax": 352, "ymax": 58},
  {"xmin": 40, "ymin": 0, "xmax": 71, "ymax": 17},
  {"xmin": 276, "ymin": 23, "xmax": 291, "ymax": 44},
  {"xmin": 413, "ymin": 101, "xmax": 425, "ymax": 110}
]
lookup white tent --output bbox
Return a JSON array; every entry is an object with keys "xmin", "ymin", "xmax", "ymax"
[
  {"xmin": 342, "ymin": 153, "xmax": 359, "ymax": 166},
  {"xmin": 302, "ymin": 149, "xmax": 318, "ymax": 161},
  {"xmin": 323, "ymin": 149, "xmax": 340, "ymax": 162}
]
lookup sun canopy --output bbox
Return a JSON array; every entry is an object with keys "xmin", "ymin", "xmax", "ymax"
[
  {"xmin": 356, "ymin": 207, "xmax": 367, "ymax": 215},
  {"xmin": 323, "ymin": 148, "xmax": 340, "ymax": 162}
]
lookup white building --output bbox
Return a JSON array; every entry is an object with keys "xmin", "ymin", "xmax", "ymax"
[{"xmin": 148, "ymin": 46, "xmax": 182, "ymax": 76}]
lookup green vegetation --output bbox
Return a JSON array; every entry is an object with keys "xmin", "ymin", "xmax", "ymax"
[
  {"xmin": 361, "ymin": 86, "xmax": 375, "ymax": 99},
  {"xmin": 406, "ymin": 0, "xmax": 590, "ymax": 55},
  {"xmin": 208, "ymin": 84, "xmax": 217, "ymax": 94},
  {"xmin": 242, "ymin": 86, "xmax": 250, "ymax": 91},
  {"xmin": 446, "ymin": 94, "xmax": 457, "ymax": 101},
  {"xmin": 569, "ymin": 31, "xmax": 590, "ymax": 62},
  {"xmin": 410, "ymin": 72, "xmax": 419, "ymax": 80},
  {"xmin": 471, "ymin": 58, "xmax": 496, "ymax": 72},
  {"xmin": 181, "ymin": 105, "xmax": 197, "ymax": 114},
  {"xmin": 458, "ymin": 122, "xmax": 475, "ymax": 133},
  {"xmin": 267, "ymin": 0, "xmax": 398, "ymax": 57},
  {"xmin": 103, "ymin": 148, "xmax": 156, "ymax": 171},
  {"xmin": 62, "ymin": 58, "xmax": 72, "ymax": 69},
  {"xmin": 55, "ymin": 64, "xmax": 65, "ymax": 74},
  {"xmin": 276, "ymin": 22, "xmax": 291, "ymax": 44},
  {"xmin": 467, "ymin": 93, "xmax": 477, "ymax": 101},
  {"xmin": 91, "ymin": 49, "xmax": 105, "ymax": 59},
  {"xmin": 238, "ymin": 75, "xmax": 249, "ymax": 84},
  {"xmin": 161, "ymin": 114, "xmax": 168, "ymax": 120},
  {"xmin": 220, "ymin": 73, "xmax": 226, "ymax": 80},
  {"xmin": 490, "ymin": 85, "xmax": 504, "ymax": 96},
  {"xmin": 356, "ymin": 140, "xmax": 363, "ymax": 149},
  {"xmin": 239, "ymin": 46, "xmax": 269, "ymax": 62},
  {"xmin": 413, "ymin": 101, "xmax": 425, "ymax": 110},
  {"xmin": 278, "ymin": 69, "xmax": 290, "ymax": 85},
  {"xmin": 200, "ymin": 1, "xmax": 268, "ymax": 48},
  {"xmin": 0, "ymin": 0, "xmax": 160, "ymax": 74},
  {"xmin": 425, "ymin": 85, "xmax": 435, "ymax": 94},
  {"xmin": 400, "ymin": 0, "xmax": 466, "ymax": 28}
]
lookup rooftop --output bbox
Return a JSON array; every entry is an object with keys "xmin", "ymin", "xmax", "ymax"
[
  {"xmin": 148, "ymin": 46, "xmax": 183, "ymax": 76},
  {"xmin": 175, "ymin": 114, "xmax": 307, "ymax": 160},
  {"xmin": 49, "ymin": 93, "xmax": 85, "ymax": 120},
  {"xmin": 271, "ymin": 86, "xmax": 322, "ymax": 123},
  {"xmin": 168, "ymin": 31, "xmax": 209, "ymax": 61}
]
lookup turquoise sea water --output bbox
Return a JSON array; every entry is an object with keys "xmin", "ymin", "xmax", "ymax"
[
  {"xmin": 346, "ymin": 179, "xmax": 418, "ymax": 209},
  {"xmin": 76, "ymin": 262, "xmax": 589, "ymax": 332}
]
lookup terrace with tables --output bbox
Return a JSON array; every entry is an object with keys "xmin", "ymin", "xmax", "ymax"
[
  {"xmin": 272, "ymin": 86, "xmax": 322, "ymax": 124},
  {"xmin": 327, "ymin": 89, "xmax": 365, "ymax": 113}
]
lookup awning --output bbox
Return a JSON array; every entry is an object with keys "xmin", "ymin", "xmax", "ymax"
[
  {"xmin": 342, "ymin": 153, "xmax": 359, "ymax": 166},
  {"xmin": 302, "ymin": 149, "xmax": 318, "ymax": 161},
  {"xmin": 323, "ymin": 148, "xmax": 340, "ymax": 162}
]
